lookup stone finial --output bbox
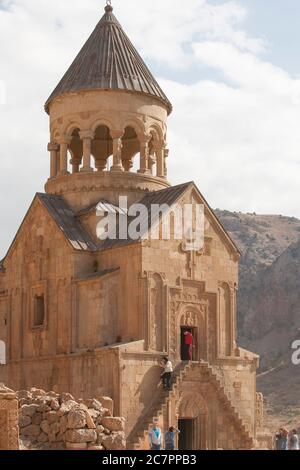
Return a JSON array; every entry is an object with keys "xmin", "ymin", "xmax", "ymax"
[
  {"xmin": 0, "ymin": 383, "xmax": 17, "ymax": 400},
  {"xmin": 105, "ymin": 1, "xmax": 113, "ymax": 13}
]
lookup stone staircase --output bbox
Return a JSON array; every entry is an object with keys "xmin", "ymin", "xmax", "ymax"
[
  {"xmin": 127, "ymin": 360, "xmax": 254, "ymax": 450},
  {"xmin": 197, "ymin": 361, "xmax": 254, "ymax": 448},
  {"xmin": 127, "ymin": 362, "xmax": 192, "ymax": 450}
]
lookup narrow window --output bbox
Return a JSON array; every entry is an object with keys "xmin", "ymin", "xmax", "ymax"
[{"xmin": 34, "ymin": 295, "xmax": 45, "ymax": 327}]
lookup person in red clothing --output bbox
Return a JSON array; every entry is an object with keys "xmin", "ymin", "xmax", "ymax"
[{"xmin": 183, "ymin": 330, "xmax": 193, "ymax": 361}]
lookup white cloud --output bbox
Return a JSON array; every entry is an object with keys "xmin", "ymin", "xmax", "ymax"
[
  {"xmin": 163, "ymin": 42, "xmax": 300, "ymax": 216},
  {"xmin": 0, "ymin": 80, "xmax": 6, "ymax": 104},
  {"xmin": 0, "ymin": 0, "xmax": 299, "ymax": 258},
  {"xmin": 116, "ymin": 0, "xmax": 265, "ymax": 67}
]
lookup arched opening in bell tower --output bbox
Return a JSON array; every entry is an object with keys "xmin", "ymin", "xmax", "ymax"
[
  {"xmin": 122, "ymin": 126, "xmax": 140, "ymax": 172},
  {"xmin": 69, "ymin": 128, "xmax": 83, "ymax": 173},
  {"xmin": 92, "ymin": 125, "xmax": 113, "ymax": 172}
]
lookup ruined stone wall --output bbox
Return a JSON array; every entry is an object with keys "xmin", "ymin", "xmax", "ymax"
[{"xmin": 18, "ymin": 388, "xmax": 125, "ymax": 450}]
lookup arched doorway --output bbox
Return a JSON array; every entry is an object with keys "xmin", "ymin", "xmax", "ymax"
[
  {"xmin": 177, "ymin": 392, "xmax": 208, "ymax": 450},
  {"xmin": 178, "ymin": 307, "xmax": 207, "ymax": 362}
]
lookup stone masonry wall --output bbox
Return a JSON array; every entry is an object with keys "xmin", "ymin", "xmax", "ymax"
[{"xmin": 0, "ymin": 349, "xmax": 120, "ymax": 412}]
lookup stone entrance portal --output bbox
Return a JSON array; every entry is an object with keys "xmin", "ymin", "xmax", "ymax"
[
  {"xmin": 178, "ymin": 392, "xmax": 208, "ymax": 450},
  {"xmin": 178, "ymin": 419, "xmax": 194, "ymax": 450}
]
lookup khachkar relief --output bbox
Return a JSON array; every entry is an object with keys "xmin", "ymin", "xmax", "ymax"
[
  {"xmin": 169, "ymin": 279, "xmax": 217, "ymax": 362},
  {"xmin": 0, "ymin": 384, "xmax": 19, "ymax": 450},
  {"xmin": 179, "ymin": 237, "xmax": 212, "ymax": 279},
  {"xmin": 24, "ymin": 234, "xmax": 50, "ymax": 281}
]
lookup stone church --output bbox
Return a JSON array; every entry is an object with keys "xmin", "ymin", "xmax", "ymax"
[{"xmin": 0, "ymin": 4, "xmax": 270, "ymax": 449}]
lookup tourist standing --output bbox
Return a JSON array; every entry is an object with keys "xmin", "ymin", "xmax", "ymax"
[
  {"xmin": 281, "ymin": 428, "xmax": 289, "ymax": 450},
  {"xmin": 288, "ymin": 429, "xmax": 299, "ymax": 450},
  {"xmin": 165, "ymin": 426, "xmax": 180, "ymax": 450},
  {"xmin": 275, "ymin": 429, "xmax": 284, "ymax": 450},
  {"xmin": 149, "ymin": 423, "xmax": 163, "ymax": 451}
]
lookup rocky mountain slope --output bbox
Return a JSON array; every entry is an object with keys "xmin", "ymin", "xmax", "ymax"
[{"xmin": 215, "ymin": 210, "xmax": 300, "ymax": 430}]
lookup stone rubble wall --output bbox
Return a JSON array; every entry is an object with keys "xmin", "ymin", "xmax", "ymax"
[{"xmin": 18, "ymin": 388, "xmax": 126, "ymax": 450}]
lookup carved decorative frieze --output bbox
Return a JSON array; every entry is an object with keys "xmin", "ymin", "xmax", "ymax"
[{"xmin": 255, "ymin": 393, "xmax": 264, "ymax": 432}]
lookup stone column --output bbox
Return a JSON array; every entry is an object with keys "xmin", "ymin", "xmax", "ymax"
[
  {"xmin": 80, "ymin": 130, "xmax": 94, "ymax": 173},
  {"xmin": 148, "ymin": 154, "xmax": 156, "ymax": 175},
  {"xmin": 71, "ymin": 156, "xmax": 81, "ymax": 174},
  {"xmin": 110, "ymin": 130, "xmax": 124, "ymax": 172},
  {"xmin": 47, "ymin": 143, "xmax": 59, "ymax": 178},
  {"xmin": 156, "ymin": 141, "xmax": 165, "ymax": 178},
  {"xmin": 0, "ymin": 384, "xmax": 19, "ymax": 450},
  {"xmin": 232, "ymin": 284, "xmax": 238, "ymax": 351},
  {"xmin": 95, "ymin": 159, "xmax": 107, "ymax": 172},
  {"xmin": 164, "ymin": 147, "xmax": 169, "ymax": 179},
  {"xmin": 138, "ymin": 138, "xmax": 151, "ymax": 174},
  {"xmin": 123, "ymin": 158, "xmax": 134, "ymax": 172},
  {"xmin": 58, "ymin": 136, "xmax": 71, "ymax": 176}
]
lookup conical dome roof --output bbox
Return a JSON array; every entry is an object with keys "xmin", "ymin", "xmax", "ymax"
[{"xmin": 45, "ymin": 5, "xmax": 172, "ymax": 114}]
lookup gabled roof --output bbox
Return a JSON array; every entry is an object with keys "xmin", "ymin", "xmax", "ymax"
[
  {"xmin": 0, "ymin": 260, "xmax": 5, "ymax": 273},
  {"xmin": 75, "ymin": 267, "xmax": 120, "ymax": 283},
  {"xmin": 1, "ymin": 193, "xmax": 97, "ymax": 268},
  {"xmin": 37, "ymin": 193, "xmax": 97, "ymax": 251},
  {"xmin": 99, "ymin": 182, "xmax": 192, "ymax": 251},
  {"xmin": 1, "ymin": 183, "xmax": 240, "ymax": 270},
  {"xmin": 45, "ymin": 5, "xmax": 172, "ymax": 114},
  {"xmin": 97, "ymin": 181, "xmax": 241, "ymax": 255},
  {"xmin": 76, "ymin": 199, "xmax": 127, "ymax": 217}
]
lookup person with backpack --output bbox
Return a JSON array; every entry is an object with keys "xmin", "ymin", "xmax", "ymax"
[
  {"xmin": 165, "ymin": 426, "xmax": 180, "ymax": 450},
  {"xmin": 149, "ymin": 422, "xmax": 163, "ymax": 451}
]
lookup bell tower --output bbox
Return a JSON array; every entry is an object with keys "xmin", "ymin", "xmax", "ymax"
[{"xmin": 44, "ymin": 3, "xmax": 172, "ymax": 211}]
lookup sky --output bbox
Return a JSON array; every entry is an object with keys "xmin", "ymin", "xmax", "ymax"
[{"xmin": 0, "ymin": 0, "xmax": 300, "ymax": 258}]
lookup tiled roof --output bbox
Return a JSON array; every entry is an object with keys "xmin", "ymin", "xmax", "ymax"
[
  {"xmin": 45, "ymin": 5, "xmax": 172, "ymax": 114},
  {"xmin": 75, "ymin": 267, "xmax": 120, "ymax": 282},
  {"xmin": 99, "ymin": 182, "xmax": 193, "ymax": 250},
  {"xmin": 76, "ymin": 200, "xmax": 127, "ymax": 217},
  {"xmin": 37, "ymin": 193, "xmax": 97, "ymax": 252}
]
